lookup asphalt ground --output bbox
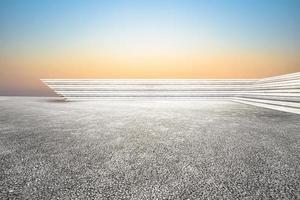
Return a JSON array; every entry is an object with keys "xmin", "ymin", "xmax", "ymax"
[{"xmin": 0, "ymin": 97, "xmax": 299, "ymax": 199}]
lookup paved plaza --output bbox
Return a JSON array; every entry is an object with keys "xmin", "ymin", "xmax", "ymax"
[{"xmin": 0, "ymin": 97, "xmax": 299, "ymax": 199}]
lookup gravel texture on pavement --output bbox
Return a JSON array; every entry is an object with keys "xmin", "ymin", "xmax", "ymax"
[{"xmin": 0, "ymin": 97, "xmax": 299, "ymax": 199}]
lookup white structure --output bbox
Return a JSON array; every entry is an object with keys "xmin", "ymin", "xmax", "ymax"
[
  {"xmin": 233, "ymin": 72, "xmax": 300, "ymax": 114},
  {"xmin": 42, "ymin": 72, "xmax": 300, "ymax": 114}
]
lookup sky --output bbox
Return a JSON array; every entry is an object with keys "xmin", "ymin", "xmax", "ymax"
[{"xmin": 0, "ymin": 0, "xmax": 300, "ymax": 96}]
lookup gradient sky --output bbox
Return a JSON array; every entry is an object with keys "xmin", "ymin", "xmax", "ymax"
[{"xmin": 0, "ymin": 0, "xmax": 300, "ymax": 96}]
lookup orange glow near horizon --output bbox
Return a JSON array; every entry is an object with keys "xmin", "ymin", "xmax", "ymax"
[
  {"xmin": 1, "ymin": 50, "xmax": 299, "ymax": 96},
  {"xmin": 3, "ymin": 49, "xmax": 299, "ymax": 78}
]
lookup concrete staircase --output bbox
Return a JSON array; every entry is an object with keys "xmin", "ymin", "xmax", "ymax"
[
  {"xmin": 42, "ymin": 72, "xmax": 300, "ymax": 114},
  {"xmin": 232, "ymin": 72, "xmax": 300, "ymax": 114},
  {"xmin": 41, "ymin": 79, "xmax": 256, "ymax": 101}
]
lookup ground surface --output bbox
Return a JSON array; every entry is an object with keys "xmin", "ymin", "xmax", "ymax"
[{"xmin": 0, "ymin": 97, "xmax": 299, "ymax": 199}]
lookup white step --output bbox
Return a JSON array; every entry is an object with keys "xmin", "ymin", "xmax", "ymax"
[
  {"xmin": 233, "ymin": 99, "xmax": 300, "ymax": 114},
  {"xmin": 233, "ymin": 97, "xmax": 300, "ymax": 108}
]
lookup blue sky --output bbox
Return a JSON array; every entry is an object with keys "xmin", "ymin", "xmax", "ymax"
[{"xmin": 1, "ymin": 0, "xmax": 299, "ymax": 53}]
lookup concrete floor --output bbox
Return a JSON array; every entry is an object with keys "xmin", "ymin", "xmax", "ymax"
[{"xmin": 0, "ymin": 97, "xmax": 299, "ymax": 199}]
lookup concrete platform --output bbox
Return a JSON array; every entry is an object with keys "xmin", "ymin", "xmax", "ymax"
[{"xmin": 0, "ymin": 97, "xmax": 299, "ymax": 199}]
